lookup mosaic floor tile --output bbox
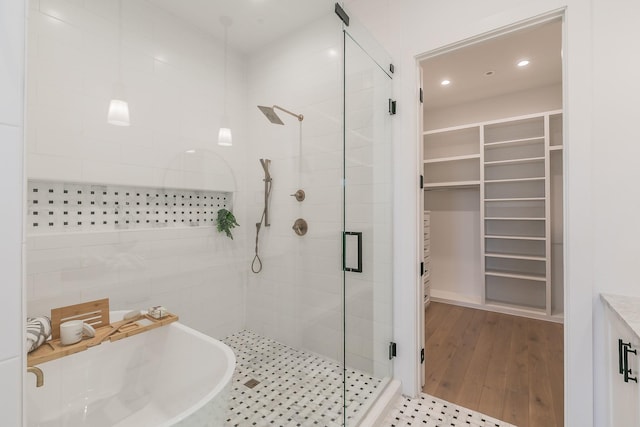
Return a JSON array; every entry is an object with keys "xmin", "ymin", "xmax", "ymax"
[
  {"xmin": 222, "ymin": 330, "xmax": 381, "ymax": 426},
  {"xmin": 383, "ymin": 393, "xmax": 515, "ymax": 427},
  {"xmin": 222, "ymin": 331, "xmax": 511, "ymax": 427}
]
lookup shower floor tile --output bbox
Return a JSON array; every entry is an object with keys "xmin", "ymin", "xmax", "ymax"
[
  {"xmin": 383, "ymin": 393, "xmax": 516, "ymax": 427},
  {"xmin": 222, "ymin": 330, "xmax": 381, "ymax": 426}
]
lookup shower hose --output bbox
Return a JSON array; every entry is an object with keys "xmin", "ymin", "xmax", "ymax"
[{"xmin": 251, "ymin": 179, "xmax": 272, "ymax": 273}]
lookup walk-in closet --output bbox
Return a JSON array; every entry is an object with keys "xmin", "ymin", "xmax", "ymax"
[{"xmin": 419, "ymin": 18, "xmax": 565, "ymax": 427}]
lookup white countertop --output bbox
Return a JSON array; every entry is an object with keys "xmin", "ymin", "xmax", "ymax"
[{"xmin": 602, "ymin": 294, "xmax": 640, "ymax": 340}]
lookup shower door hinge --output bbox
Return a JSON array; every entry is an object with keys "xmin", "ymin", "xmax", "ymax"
[
  {"xmin": 420, "ymin": 88, "xmax": 424, "ymax": 103},
  {"xmin": 389, "ymin": 99, "xmax": 397, "ymax": 115},
  {"xmin": 389, "ymin": 341, "xmax": 397, "ymax": 360},
  {"xmin": 421, "ymin": 348, "xmax": 425, "ymax": 364},
  {"xmin": 420, "ymin": 262, "xmax": 424, "ymax": 276},
  {"xmin": 334, "ymin": 3, "xmax": 350, "ymax": 26},
  {"xmin": 420, "ymin": 174, "xmax": 424, "ymax": 189},
  {"xmin": 390, "ymin": 63, "xmax": 395, "ymax": 74}
]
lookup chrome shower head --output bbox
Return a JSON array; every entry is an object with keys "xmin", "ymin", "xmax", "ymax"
[{"xmin": 257, "ymin": 105, "xmax": 303, "ymax": 125}]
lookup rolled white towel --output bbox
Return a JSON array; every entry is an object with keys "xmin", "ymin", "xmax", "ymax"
[{"xmin": 26, "ymin": 316, "xmax": 51, "ymax": 353}]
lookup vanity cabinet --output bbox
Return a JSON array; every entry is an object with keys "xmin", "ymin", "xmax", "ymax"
[{"xmin": 603, "ymin": 295, "xmax": 640, "ymax": 426}]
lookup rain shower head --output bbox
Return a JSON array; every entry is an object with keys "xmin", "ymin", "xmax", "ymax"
[
  {"xmin": 258, "ymin": 106, "xmax": 284, "ymax": 125},
  {"xmin": 258, "ymin": 105, "xmax": 304, "ymax": 125}
]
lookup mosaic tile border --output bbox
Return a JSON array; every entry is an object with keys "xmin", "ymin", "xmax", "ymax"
[{"xmin": 27, "ymin": 180, "xmax": 231, "ymax": 234}]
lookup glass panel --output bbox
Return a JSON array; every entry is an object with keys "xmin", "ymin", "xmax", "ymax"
[{"xmin": 343, "ymin": 31, "xmax": 393, "ymax": 425}]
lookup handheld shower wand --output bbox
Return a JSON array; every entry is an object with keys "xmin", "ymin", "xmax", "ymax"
[
  {"xmin": 252, "ymin": 159, "xmax": 272, "ymax": 273},
  {"xmin": 259, "ymin": 159, "xmax": 272, "ymax": 227}
]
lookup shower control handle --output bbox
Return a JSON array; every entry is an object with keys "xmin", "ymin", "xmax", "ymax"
[
  {"xmin": 292, "ymin": 218, "xmax": 308, "ymax": 236},
  {"xmin": 290, "ymin": 189, "xmax": 305, "ymax": 202}
]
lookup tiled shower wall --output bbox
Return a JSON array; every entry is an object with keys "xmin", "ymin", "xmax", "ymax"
[
  {"xmin": 245, "ymin": 14, "xmax": 343, "ymax": 362},
  {"xmin": 245, "ymin": 13, "xmax": 393, "ymax": 378},
  {"xmin": 25, "ymin": 0, "xmax": 248, "ymax": 339}
]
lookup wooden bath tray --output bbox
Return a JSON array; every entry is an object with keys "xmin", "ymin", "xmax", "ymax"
[{"xmin": 28, "ymin": 300, "xmax": 178, "ymax": 366}]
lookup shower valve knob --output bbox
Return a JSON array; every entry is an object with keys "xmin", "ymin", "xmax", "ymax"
[
  {"xmin": 292, "ymin": 218, "xmax": 308, "ymax": 236},
  {"xmin": 290, "ymin": 189, "xmax": 305, "ymax": 202}
]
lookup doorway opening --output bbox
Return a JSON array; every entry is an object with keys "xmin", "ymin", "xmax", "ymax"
[{"xmin": 417, "ymin": 14, "xmax": 565, "ymax": 427}]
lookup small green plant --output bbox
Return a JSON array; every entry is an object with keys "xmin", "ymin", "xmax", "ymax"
[{"xmin": 216, "ymin": 208, "xmax": 239, "ymax": 240}]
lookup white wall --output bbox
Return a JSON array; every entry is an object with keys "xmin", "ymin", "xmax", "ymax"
[
  {"xmin": 424, "ymin": 83, "xmax": 563, "ymax": 130},
  {"xmin": 591, "ymin": 1, "xmax": 640, "ymax": 425},
  {"xmin": 24, "ymin": 0, "xmax": 248, "ymax": 340},
  {"xmin": 0, "ymin": 0, "xmax": 25, "ymax": 425}
]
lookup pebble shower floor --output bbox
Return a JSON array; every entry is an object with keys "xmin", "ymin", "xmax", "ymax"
[{"xmin": 222, "ymin": 331, "xmax": 514, "ymax": 427}]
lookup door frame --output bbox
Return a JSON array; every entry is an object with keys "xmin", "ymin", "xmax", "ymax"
[{"xmin": 414, "ymin": 4, "xmax": 567, "ymax": 414}]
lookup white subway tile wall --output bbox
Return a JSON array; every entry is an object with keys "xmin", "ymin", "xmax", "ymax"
[
  {"xmin": 27, "ymin": 224, "xmax": 246, "ymax": 339},
  {"xmin": 245, "ymin": 14, "xmax": 345, "ymax": 366},
  {"xmin": 26, "ymin": 0, "xmax": 248, "ymax": 341}
]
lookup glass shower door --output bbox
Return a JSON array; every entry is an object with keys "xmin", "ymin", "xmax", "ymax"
[{"xmin": 342, "ymin": 29, "xmax": 394, "ymax": 425}]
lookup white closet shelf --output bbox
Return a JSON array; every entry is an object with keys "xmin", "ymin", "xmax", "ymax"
[
  {"xmin": 485, "ymin": 177, "xmax": 545, "ymax": 184},
  {"xmin": 485, "ymin": 252, "xmax": 546, "ymax": 261},
  {"xmin": 424, "ymin": 153, "xmax": 480, "ymax": 164},
  {"xmin": 549, "ymin": 145, "xmax": 564, "ymax": 151},
  {"xmin": 485, "ymin": 270, "xmax": 547, "ymax": 282},
  {"xmin": 423, "ymin": 123, "xmax": 480, "ymax": 135},
  {"xmin": 484, "ymin": 156, "xmax": 545, "ymax": 166},
  {"xmin": 485, "ymin": 217, "xmax": 546, "ymax": 221},
  {"xmin": 484, "ymin": 136, "xmax": 544, "ymax": 148},
  {"xmin": 424, "ymin": 180, "xmax": 480, "ymax": 189},
  {"xmin": 485, "ymin": 235, "xmax": 546, "ymax": 241},
  {"xmin": 484, "ymin": 197, "xmax": 546, "ymax": 202}
]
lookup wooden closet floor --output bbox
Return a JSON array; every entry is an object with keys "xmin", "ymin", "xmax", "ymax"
[{"xmin": 423, "ymin": 302, "xmax": 563, "ymax": 427}]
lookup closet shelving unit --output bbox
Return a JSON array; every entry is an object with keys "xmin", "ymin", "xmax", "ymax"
[
  {"xmin": 423, "ymin": 110, "xmax": 563, "ymax": 322},
  {"xmin": 423, "ymin": 125, "xmax": 481, "ymax": 189}
]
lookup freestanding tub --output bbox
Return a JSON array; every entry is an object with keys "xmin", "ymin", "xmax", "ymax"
[{"xmin": 26, "ymin": 312, "xmax": 235, "ymax": 427}]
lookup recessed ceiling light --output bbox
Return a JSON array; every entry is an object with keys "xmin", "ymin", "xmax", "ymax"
[
  {"xmin": 328, "ymin": 49, "xmax": 338, "ymax": 57},
  {"xmin": 440, "ymin": 79, "xmax": 451, "ymax": 86},
  {"xmin": 185, "ymin": 149, "xmax": 196, "ymax": 154},
  {"xmin": 517, "ymin": 59, "xmax": 530, "ymax": 67}
]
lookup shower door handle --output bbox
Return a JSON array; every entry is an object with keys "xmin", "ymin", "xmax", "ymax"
[{"xmin": 343, "ymin": 231, "xmax": 362, "ymax": 273}]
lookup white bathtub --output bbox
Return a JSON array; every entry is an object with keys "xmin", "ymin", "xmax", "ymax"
[{"xmin": 26, "ymin": 312, "xmax": 236, "ymax": 427}]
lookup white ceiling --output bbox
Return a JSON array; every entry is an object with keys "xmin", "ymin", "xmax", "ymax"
[
  {"xmin": 149, "ymin": 0, "xmax": 335, "ymax": 53},
  {"xmin": 421, "ymin": 20, "xmax": 562, "ymax": 110}
]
